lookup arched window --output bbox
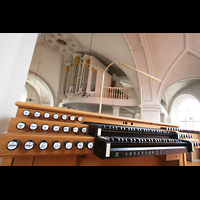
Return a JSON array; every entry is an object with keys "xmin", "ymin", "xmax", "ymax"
[
  {"xmin": 177, "ymin": 98, "xmax": 200, "ymax": 130},
  {"xmin": 171, "ymin": 94, "xmax": 200, "ymax": 130}
]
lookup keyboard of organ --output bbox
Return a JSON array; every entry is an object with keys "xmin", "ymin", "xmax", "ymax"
[
  {"xmin": 86, "ymin": 122, "xmax": 193, "ymax": 159},
  {"xmin": 0, "ymin": 101, "xmax": 196, "ymax": 166}
]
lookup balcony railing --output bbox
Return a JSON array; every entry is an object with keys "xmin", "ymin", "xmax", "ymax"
[{"xmin": 101, "ymin": 86, "xmax": 137, "ymax": 99}]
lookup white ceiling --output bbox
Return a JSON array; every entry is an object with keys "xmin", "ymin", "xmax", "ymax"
[{"xmin": 37, "ymin": 33, "xmax": 200, "ymax": 109}]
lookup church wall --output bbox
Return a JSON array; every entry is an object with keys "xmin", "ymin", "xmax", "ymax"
[
  {"xmin": 0, "ymin": 33, "xmax": 38, "ymax": 133},
  {"xmin": 28, "ymin": 45, "xmax": 61, "ymax": 106}
]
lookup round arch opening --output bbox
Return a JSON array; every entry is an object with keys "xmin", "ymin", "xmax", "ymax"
[
  {"xmin": 21, "ymin": 73, "xmax": 54, "ymax": 106},
  {"xmin": 170, "ymin": 94, "xmax": 200, "ymax": 130}
]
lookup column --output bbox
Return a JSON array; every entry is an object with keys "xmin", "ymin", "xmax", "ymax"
[
  {"xmin": 112, "ymin": 106, "xmax": 120, "ymax": 116},
  {"xmin": 160, "ymin": 113, "xmax": 165, "ymax": 123},
  {"xmin": 142, "ymin": 105, "xmax": 161, "ymax": 122}
]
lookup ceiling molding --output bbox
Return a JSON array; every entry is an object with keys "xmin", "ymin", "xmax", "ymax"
[
  {"xmin": 123, "ymin": 33, "xmax": 155, "ymax": 102},
  {"xmin": 40, "ymin": 33, "xmax": 81, "ymax": 56},
  {"xmin": 155, "ymin": 33, "xmax": 187, "ymax": 104}
]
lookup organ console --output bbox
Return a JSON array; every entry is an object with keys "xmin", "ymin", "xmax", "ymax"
[
  {"xmin": 0, "ymin": 101, "xmax": 198, "ymax": 166},
  {"xmin": 86, "ymin": 122, "xmax": 192, "ymax": 159}
]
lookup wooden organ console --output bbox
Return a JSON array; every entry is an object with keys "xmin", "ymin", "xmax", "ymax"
[
  {"xmin": 177, "ymin": 129, "xmax": 200, "ymax": 164},
  {"xmin": 0, "ymin": 102, "xmax": 196, "ymax": 166}
]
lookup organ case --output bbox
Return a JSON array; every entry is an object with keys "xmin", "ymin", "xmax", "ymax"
[{"xmin": 0, "ymin": 102, "xmax": 195, "ymax": 166}]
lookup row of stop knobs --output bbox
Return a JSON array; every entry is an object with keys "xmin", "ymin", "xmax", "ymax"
[{"xmin": 6, "ymin": 139, "xmax": 93, "ymax": 151}]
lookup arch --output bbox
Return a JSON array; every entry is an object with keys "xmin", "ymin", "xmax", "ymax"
[
  {"xmin": 161, "ymin": 77, "xmax": 200, "ymax": 125},
  {"xmin": 160, "ymin": 77, "xmax": 200, "ymax": 109},
  {"xmin": 170, "ymin": 94, "xmax": 200, "ymax": 130},
  {"xmin": 25, "ymin": 72, "xmax": 54, "ymax": 106},
  {"xmin": 87, "ymin": 48, "xmax": 140, "ymax": 100},
  {"xmin": 157, "ymin": 51, "xmax": 200, "ymax": 105}
]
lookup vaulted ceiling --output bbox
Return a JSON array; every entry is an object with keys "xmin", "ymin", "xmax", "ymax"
[{"xmin": 37, "ymin": 33, "xmax": 200, "ymax": 107}]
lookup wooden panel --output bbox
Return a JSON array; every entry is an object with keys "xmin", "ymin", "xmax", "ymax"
[
  {"xmin": 12, "ymin": 157, "xmax": 34, "ymax": 166},
  {"xmin": 2, "ymin": 155, "xmax": 183, "ymax": 166},
  {"xmin": 186, "ymin": 160, "xmax": 200, "ymax": 166},
  {"xmin": 1, "ymin": 158, "xmax": 13, "ymax": 166},
  {"xmin": 33, "ymin": 155, "xmax": 77, "ymax": 166},
  {"xmin": 165, "ymin": 160, "xmax": 179, "ymax": 166},
  {"xmin": 76, "ymin": 154, "xmax": 167, "ymax": 166},
  {"xmin": 165, "ymin": 153, "xmax": 180, "ymax": 161},
  {"xmin": 183, "ymin": 153, "xmax": 187, "ymax": 166},
  {"xmin": 178, "ymin": 153, "xmax": 184, "ymax": 166},
  {"xmin": 193, "ymin": 149, "xmax": 200, "ymax": 160}
]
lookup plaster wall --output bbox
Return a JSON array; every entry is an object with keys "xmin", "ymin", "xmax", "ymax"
[
  {"xmin": 29, "ymin": 45, "xmax": 61, "ymax": 106},
  {"xmin": 0, "ymin": 33, "xmax": 38, "ymax": 134}
]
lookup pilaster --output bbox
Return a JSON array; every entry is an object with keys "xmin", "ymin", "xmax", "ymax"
[
  {"xmin": 112, "ymin": 106, "xmax": 121, "ymax": 116},
  {"xmin": 142, "ymin": 105, "xmax": 162, "ymax": 122}
]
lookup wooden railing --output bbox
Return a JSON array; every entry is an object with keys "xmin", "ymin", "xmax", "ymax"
[{"xmin": 101, "ymin": 86, "xmax": 136, "ymax": 99}]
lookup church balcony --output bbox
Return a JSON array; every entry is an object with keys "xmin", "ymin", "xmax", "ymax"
[
  {"xmin": 59, "ymin": 54, "xmax": 139, "ymax": 115},
  {"xmin": 59, "ymin": 86, "xmax": 139, "ymax": 113},
  {"xmin": 101, "ymin": 86, "xmax": 137, "ymax": 100}
]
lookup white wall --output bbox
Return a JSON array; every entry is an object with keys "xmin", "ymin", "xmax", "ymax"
[
  {"xmin": 29, "ymin": 45, "xmax": 61, "ymax": 106},
  {"xmin": 0, "ymin": 33, "xmax": 38, "ymax": 134},
  {"xmin": 25, "ymin": 83, "xmax": 40, "ymax": 104}
]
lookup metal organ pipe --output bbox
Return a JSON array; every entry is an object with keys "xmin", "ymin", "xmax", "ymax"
[
  {"xmin": 69, "ymin": 56, "xmax": 81, "ymax": 93},
  {"xmin": 62, "ymin": 63, "xmax": 71, "ymax": 95},
  {"xmin": 62, "ymin": 54, "xmax": 93, "ymax": 96},
  {"xmin": 79, "ymin": 57, "xmax": 90, "ymax": 96}
]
